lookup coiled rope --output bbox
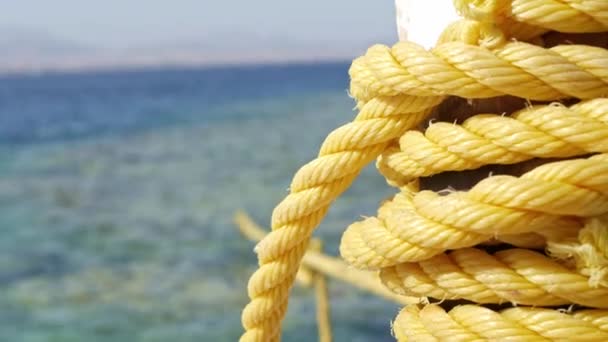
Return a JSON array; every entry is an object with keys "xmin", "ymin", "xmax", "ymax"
[{"xmin": 240, "ymin": 0, "xmax": 608, "ymax": 340}]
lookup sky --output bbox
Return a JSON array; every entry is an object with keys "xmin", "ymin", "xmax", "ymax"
[{"xmin": 0, "ymin": 0, "xmax": 397, "ymax": 72}]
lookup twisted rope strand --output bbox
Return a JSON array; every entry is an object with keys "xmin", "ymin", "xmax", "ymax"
[
  {"xmin": 575, "ymin": 310, "xmax": 608, "ymax": 331},
  {"xmin": 350, "ymin": 40, "xmax": 608, "ymax": 104},
  {"xmin": 377, "ymin": 99, "xmax": 608, "ymax": 185},
  {"xmin": 437, "ymin": 18, "xmax": 547, "ymax": 45},
  {"xmin": 393, "ymin": 304, "xmax": 608, "ymax": 341},
  {"xmin": 453, "ymin": 0, "xmax": 608, "ymax": 33},
  {"xmin": 339, "ymin": 190, "xmax": 578, "ymax": 269},
  {"xmin": 379, "ymin": 247, "xmax": 608, "ymax": 308}
]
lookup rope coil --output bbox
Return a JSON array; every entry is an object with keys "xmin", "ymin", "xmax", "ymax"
[
  {"xmin": 240, "ymin": 1, "xmax": 608, "ymax": 340},
  {"xmin": 393, "ymin": 304, "xmax": 608, "ymax": 341}
]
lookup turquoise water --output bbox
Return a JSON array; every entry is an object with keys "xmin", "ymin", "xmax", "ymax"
[{"xmin": 0, "ymin": 64, "xmax": 399, "ymax": 341}]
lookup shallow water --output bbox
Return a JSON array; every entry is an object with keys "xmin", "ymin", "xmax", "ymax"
[{"xmin": 0, "ymin": 64, "xmax": 400, "ymax": 341}]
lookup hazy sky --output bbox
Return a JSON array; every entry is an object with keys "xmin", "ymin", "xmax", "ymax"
[{"xmin": 1, "ymin": 1, "xmax": 397, "ymax": 48}]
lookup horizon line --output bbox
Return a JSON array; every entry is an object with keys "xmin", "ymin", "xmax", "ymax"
[{"xmin": 0, "ymin": 57, "xmax": 356, "ymax": 78}]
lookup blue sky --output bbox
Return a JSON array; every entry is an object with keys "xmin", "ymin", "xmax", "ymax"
[{"xmin": 0, "ymin": 1, "xmax": 396, "ymax": 48}]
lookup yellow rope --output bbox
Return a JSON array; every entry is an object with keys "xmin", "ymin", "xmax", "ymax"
[
  {"xmin": 393, "ymin": 304, "xmax": 608, "ymax": 341},
  {"xmin": 341, "ymin": 155, "xmax": 608, "ymax": 268},
  {"xmin": 380, "ymin": 247, "xmax": 608, "ymax": 308},
  {"xmin": 378, "ymin": 99, "xmax": 608, "ymax": 185},
  {"xmin": 236, "ymin": 211, "xmax": 333, "ymax": 341},
  {"xmin": 436, "ymin": 17, "xmax": 547, "ymax": 46},
  {"xmin": 236, "ymin": 211, "xmax": 417, "ymax": 340},
  {"xmin": 239, "ymin": 0, "xmax": 608, "ymax": 340},
  {"xmin": 349, "ymin": 37, "xmax": 608, "ymax": 104},
  {"xmin": 240, "ymin": 95, "xmax": 440, "ymax": 341},
  {"xmin": 235, "ymin": 210, "xmax": 317, "ymax": 288},
  {"xmin": 453, "ymin": 0, "xmax": 608, "ymax": 33}
]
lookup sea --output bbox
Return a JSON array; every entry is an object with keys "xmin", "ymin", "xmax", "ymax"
[{"xmin": 0, "ymin": 63, "xmax": 400, "ymax": 341}]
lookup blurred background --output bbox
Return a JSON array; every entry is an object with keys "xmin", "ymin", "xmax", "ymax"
[{"xmin": 0, "ymin": 1, "xmax": 403, "ymax": 341}]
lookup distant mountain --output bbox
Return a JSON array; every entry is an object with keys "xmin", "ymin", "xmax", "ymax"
[
  {"xmin": 0, "ymin": 28, "xmax": 95, "ymax": 73},
  {"xmin": 0, "ymin": 28, "xmax": 395, "ymax": 74},
  {"xmin": 0, "ymin": 28, "xmax": 91, "ymax": 57}
]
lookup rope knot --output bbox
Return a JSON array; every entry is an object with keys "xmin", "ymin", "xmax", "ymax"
[
  {"xmin": 453, "ymin": 0, "xmax": 507, "ymax": 23},
  {"xmin": 438, "ymin": 19, "xmax": 507, "ymax": 49}
]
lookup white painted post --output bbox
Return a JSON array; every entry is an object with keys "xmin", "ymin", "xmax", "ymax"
[{"xmin": 395, "ymin": 0, "xmax": 461, "ymax": 48}]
